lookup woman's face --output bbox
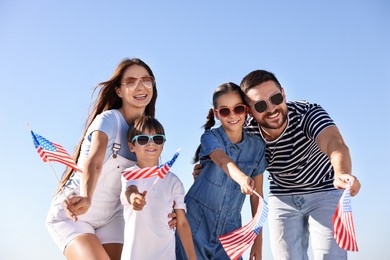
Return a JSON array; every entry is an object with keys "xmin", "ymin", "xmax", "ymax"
[{"xmin": 116, "ymin": 64, "xmax": 154, "ymax": 110}]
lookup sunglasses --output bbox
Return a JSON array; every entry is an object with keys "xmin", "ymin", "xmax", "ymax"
[
  {"xmin": 253, "ymin": 92, "xmax": 284, "ymax": 113},
  {"xmin": 121, "ymin": 76, "xmax": 155, "ymax": 89},
  {"xmin": 215, "ymin": 104, "xmax": 247, "ymax": 118},
  {"xmin": 131, "ymin": 134, "xmax": 166, "ymax": 146}
]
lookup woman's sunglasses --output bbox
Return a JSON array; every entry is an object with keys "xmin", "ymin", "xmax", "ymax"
[
  {"xmin": 131, "ymin": 134, "xmax": 166, "ymax": 146},
  {"xmin": 215, "ymin": 104, "xmax": 247, "ymax": 118},
  {"xmin": 253, "ymin": 92, "xmax": 284, "ymax": 113}
]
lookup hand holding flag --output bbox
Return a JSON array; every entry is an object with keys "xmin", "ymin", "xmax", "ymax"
[
  {"xmin": 31, "ymin": 130, "xmax": 82, "ymax": 173},
  {"xmin": 122, "ymin": 148, "xmax": 180, "ymax": 181},
  {"xmin": 333, "ymin": 182, "xmax": 359, "ymax": 251},
  {"xmin": 219, "ymin": 193, "xmax": 269, "ymax": 260}
]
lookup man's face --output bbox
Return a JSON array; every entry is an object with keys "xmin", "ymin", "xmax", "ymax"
[{"xmin": 245, "ymin": 80, "xmax": 288, "ymax": 131}]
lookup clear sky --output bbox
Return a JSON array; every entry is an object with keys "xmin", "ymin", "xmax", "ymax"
[{"xmin": 1, "ymin": 1, "xmax": 389, "ymax": 259}]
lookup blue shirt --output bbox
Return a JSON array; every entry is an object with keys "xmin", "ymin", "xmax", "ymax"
[{"xmin": 185, "ymin": 126, "xmax": 267, "ymax": 241}]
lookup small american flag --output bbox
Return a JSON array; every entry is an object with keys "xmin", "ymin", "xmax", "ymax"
[
  {"xmin": 31, "ymin": 131, "xmax": 82, "ymax": 173},
  {"xmin": 219, "ymin": 194, "xmax": 269, "ymax": 260},
  {"xmin": 332, "ymin": 183, "xmax": 358, "ymax": 251},
  {"xmin": 122, "ymin": 149, "xmax": 180, "ymax": 180}
]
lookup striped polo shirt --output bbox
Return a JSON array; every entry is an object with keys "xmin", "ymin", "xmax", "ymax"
[{"xmin": 245, "ymin": 101, "xmax": 336, "ymax": 195}]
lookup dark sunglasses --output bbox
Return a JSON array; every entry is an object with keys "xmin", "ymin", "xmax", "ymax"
[
  {"xmin": 253, "ymin": 93, "xmax": 284, "ymax": 113},
  {"xmin": 215, "ymin": 104, "xmax": 247, "ymax": 118},
  {"xmin": 131, "ymin": 134, "xmax": 166, "ymax": 146}
]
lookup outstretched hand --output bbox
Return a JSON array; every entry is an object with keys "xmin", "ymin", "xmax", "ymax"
[
  {"xmin": 240, "ymin": 176, "xmax": 255, "ymax": 195},
  {"xmin": 333, "ymin": 174, "xmax": 361, "ymax": 196}
]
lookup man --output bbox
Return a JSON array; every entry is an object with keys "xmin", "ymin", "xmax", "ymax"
[{"xmin": 240, "ymin": 69, "xmax": 361, "ymax": 259}]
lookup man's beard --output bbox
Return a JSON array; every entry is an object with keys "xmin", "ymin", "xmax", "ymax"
[{"xmin": 260, "ymin": 109, "xmax": 287, "ymax": 130}]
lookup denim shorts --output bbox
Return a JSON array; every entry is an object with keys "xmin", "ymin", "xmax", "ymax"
[{"xmin": 268, "ymin": 189, "xmax": 347, "ymax": 260}]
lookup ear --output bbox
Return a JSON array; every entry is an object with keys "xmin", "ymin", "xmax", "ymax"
[
  {"xmin": 246, "ymin": 106, "xmax": 253, "ymax": 117},
  {"xmin": 128, "ymin": 141, "xmax": 135, "ymax": 152},
  {"xmin": 115, "ymin": 87, "xmax": 123, "ymax": 98},
  {"xmin": 213, "ymin": 110, "xmax": 220, "ymax": 120},
  {"xmin": 281, "ymin": 87, "xmax": 286, "ymax": 99}
]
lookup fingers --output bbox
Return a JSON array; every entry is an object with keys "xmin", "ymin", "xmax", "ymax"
[
  {"xmin": 334, "ymin": 174, "xmax": 361, "ymax": 196},
  {"xmin": 132, "ymin": 193, "xmax": 147, "ymax": 211},
  {"xmin": 192, "ymin": 163, "xmax": 202, "ymax": 180}
]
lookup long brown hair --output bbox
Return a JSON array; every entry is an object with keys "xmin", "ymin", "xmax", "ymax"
[{"xmin": 58, "ymin": 58, "xmax": 157, "ymax": 191}]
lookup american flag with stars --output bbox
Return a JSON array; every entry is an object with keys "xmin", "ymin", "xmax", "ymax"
[
  {"xmin": 219, "ymin": 194, "xmax": 269, "ymax": 260},
  {"xmin": 31, "ymin": 131, "xmax": 82, "ymax": 173},
  {"xmin": 122, "ymin": 149, "xmax": 180, "ymax": 180},
  {"xmin": 333, "ymin": 182, "xmax": 358, "ymax": 251}
]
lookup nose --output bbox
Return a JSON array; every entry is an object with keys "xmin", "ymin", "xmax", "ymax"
[{"xmin": 135, "ymin": 79, "xmax": 147, "ymax": 90}]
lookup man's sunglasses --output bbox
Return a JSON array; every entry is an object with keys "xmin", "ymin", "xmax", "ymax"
[
  {"xmin": 215, "ymin": 104, "xmax": 247, "ymax": 118},
  {"xmin": 253, "ymin": 93, "xmax": 284, "ymax": 113},
  {"xmin": 131, "ymin": 134, "xmax": 166, "ymax": 146}
]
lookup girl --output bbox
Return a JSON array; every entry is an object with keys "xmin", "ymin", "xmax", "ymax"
[
  {"xmin": 176, "ymin": 82, "xmax": 267, "ymax": 259},
  {"xmin": 121, "ymin": 116, "xmax": 196, "ymax": 260},
  {"xmin": 45, "ymin": 58, "xmax": 176, "ymax": 260}
]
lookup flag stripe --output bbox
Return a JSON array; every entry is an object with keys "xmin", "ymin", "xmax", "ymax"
[
  {"xmin": 122, "ymin": 151, "xmax": 179, "ymax": 181},
  {"xmin": 32, "ymin": 131, "xmax": 82, "ymax": 173},
  {"xmin": 219, "ymin": 197, "xmax": 269, "ymax": 259},
  {"xmin": 332, "ymin": 185, "xmax": 358, "ymax": 251}
]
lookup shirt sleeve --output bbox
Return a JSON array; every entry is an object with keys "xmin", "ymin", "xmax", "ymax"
[
  {"xmin": 301, "ymin": 103, "xmax": 335, "ymax": 140},
  {"xmin": 172, "ymin": 174, "xmax": 186, "ymax": 211},
  {"xmin": 87, "ymin": 111, "xmax": 117, "ymax": 142},
  {"xmin": 199, "ymin": 129, "xmax": 224, "ymax": 159}
]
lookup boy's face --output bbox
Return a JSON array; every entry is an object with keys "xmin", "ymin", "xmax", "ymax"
[{"xmin": 129, "ymin": 129, "xmax": 164, "ymax": 166}]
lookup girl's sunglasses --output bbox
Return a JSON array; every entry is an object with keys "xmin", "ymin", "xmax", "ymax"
[
  {"xmin": 131, "ymin": 134, "xmax": 166, "ymax": 146},
  {"xmin": 253, "ymin": 92, "xmax": 284, "ymax": 113},
  {"xmin": 215, "ymin": 104, "xmax": 247, "ymax": 118}
]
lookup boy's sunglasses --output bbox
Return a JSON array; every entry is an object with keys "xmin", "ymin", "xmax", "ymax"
[
  {"xmin": 131, "ymin": 134, "xmax": 166, "ymax": 146},
  {"xmin": 215, "ymin": 104, "xmax": 247, "ymax": 118},
  {"xmin": 253, "ymin": 92, "xmax": 284, "ymax": 113}
]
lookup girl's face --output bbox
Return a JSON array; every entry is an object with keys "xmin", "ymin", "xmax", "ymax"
[
  {"xmin": 129, "ymin": 129, "xmax": 164, "ymax": 165},
  {"xmin": 214, "ymin": 91, "xmax": 247, "ymax": 132},
  {"xmin": 116, "ymin": 65, "xmax": 154, "ymax": 109}
]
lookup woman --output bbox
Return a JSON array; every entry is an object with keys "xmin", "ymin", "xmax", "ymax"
[{"xmin": 46, "ymin": 58, "xmax": 176, "ymax": 260}]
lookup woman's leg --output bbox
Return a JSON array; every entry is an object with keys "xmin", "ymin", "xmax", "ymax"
[{"xmin": 64, "ymin": 233, "xmax": 111, "ymax": 260}]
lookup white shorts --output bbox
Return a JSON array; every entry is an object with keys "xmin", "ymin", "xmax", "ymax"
[
  {"xmin": 45, "ymin": 192, "xmax": 125, "ymax": 253},
  {"xmin": 45, "ymin": 154, "xmax": 135, "ymax": 253}
]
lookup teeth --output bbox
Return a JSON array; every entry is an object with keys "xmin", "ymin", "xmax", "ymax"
[
  {"xmin": 268, "ymin": 112, "xmax": 279, "ymax": 118},
  {"xmin": 134, "ymin": 94, "xmax": 146, "ymax": 98}
]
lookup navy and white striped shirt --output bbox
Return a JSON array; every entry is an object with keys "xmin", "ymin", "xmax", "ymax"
[{"xmin": 245, "ymin": 101, "xmax": 336, "ymax": 195}]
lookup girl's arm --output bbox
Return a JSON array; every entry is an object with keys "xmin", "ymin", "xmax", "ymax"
[
  {"xmin": 64, "ymin": 131, "xmax": 107, "ymax": 221},
  {"xmin": 209, "ymin": 149, "xmax": 254, "ymax": 194},
  {"xmin": 175, "ymin": 209, "xmax": 197, "ymax": 260},
  {"xmin": 249, "ymin": 174, "xmax": 264, "ymax": 260}
]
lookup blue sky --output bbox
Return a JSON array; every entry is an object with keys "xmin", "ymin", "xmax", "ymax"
[{"xmin": 1, "ymin": 1, "xmax": 389, "ymax": 259}]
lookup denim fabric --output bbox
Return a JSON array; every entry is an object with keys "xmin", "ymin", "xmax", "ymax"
[
  {"xmin": 268, "ymin": 190, "xmax": 347, "ymax": 260},
  {"xmin": 176, "ymin": 126, "xmax": 267, "ymax": 259}
]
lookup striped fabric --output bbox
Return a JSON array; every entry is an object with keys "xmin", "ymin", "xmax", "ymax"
[{"xmin": 245, "ymin": 101, "xmax": 336, "ymax": 195}]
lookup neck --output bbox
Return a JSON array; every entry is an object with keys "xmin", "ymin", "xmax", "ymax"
[
  {"xmin": 225, "ymin": 128, "xmax": 243, "ymax": 144},
  {"xmin": 136, "ymin": 158, "xmax": 159, "ymax": 168},
  {"xmin": 119, "ymin": 106, "xmax": 145, "ymax": 125},
  {"xmin": 260, "ymin": 126, "xmax": 280, "ymax": 141}
]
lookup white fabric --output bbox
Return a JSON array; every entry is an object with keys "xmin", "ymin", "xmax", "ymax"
[{"xmin": 120, "ymin": 167, "xmax": 186, "ymax": 260}]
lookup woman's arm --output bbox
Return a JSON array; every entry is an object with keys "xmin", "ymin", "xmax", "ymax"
[
  {"xmin": 64, "ymin": 131, "xmax": 107, "ymax": 221},
  {"xmin": 175, "ymin": 209, "xmax": 196, "ymax": 260}
]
